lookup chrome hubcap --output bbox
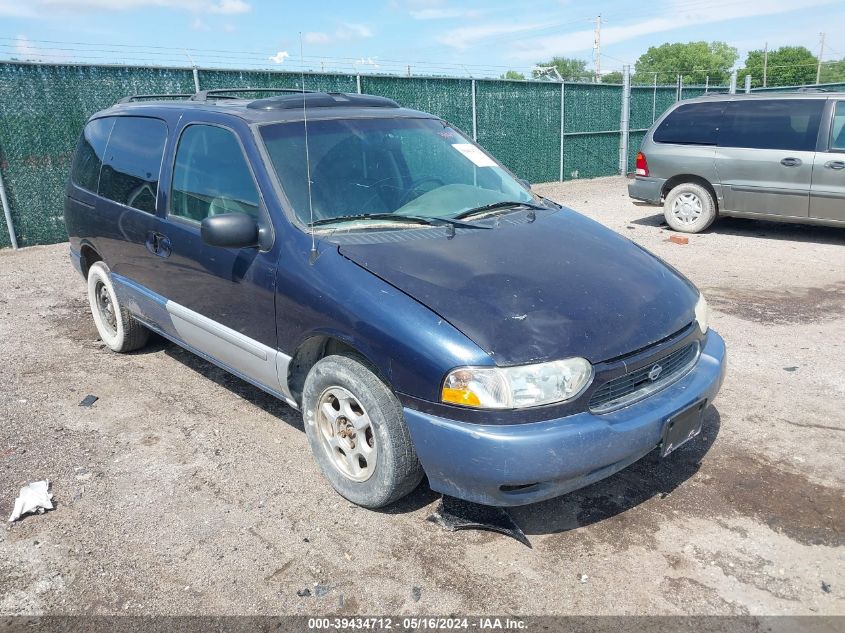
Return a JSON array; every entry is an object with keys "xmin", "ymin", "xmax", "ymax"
[
  {"xmin": 95, "ymin": 281, "xmax": 117, "ymax": 333},
  {"xmin": 671, "ymin": 192, "xmax": 702, "ymax": 225},
  {"xmin": 314, "ymin": 386, "xmax": 377, "ymax": 482}
]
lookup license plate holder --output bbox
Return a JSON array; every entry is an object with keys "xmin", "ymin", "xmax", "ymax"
[{"xmin": 661, "ymin": 400, "xmax": 706, "ymax": 457}]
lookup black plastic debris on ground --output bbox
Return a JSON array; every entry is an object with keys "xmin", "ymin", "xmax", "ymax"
[
  {"xmin": 296, "ymin": 588, "xmax": 311, "ymax": 597},
  {"xmin": 427, "ymin": 495, "xmax": 531, "ymax": 548},
  {"xmin": 411, "ymin": 586, "xmax": 422, "ymax": 602},
  {"xmin": 79, "ymin": 395, "xmax": 98, "ymax": 407},
  {"xmin": 822, "ymin": 581, "xmax": 831, "ymax": 593}
]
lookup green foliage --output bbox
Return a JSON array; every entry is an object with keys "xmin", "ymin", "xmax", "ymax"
[
  {"xmin": 500, "ymin": 70, "xmax": 526, "ymax": 80},
  {"xmin": 533, "ymin": 57, "xmax": 591, "ymax": 81},
  {"xmin": 820, "ymin": 59, "xmax": 845, "ymax": 84},
  {"xmin": 738, "ymin": 46, "xmax": 818, "ymax": 88},
  {"xmin": 601, "ymin": 71, "xmax": 624, "ymax": 84},
  {"xmin": 633, "ymin": 41, "xmax": 738, "ymax": 85}
]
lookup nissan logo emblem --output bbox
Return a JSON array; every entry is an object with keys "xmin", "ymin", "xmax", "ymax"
[{"xmin": 648, "ymin": 364, "xmax": 663, "ymax": 381}]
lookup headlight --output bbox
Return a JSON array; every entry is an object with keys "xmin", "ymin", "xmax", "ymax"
[
  {"xmin": 695, "ymin": 293, "xmax": 709, "ymax": 334},
  {"xmin": 441, "ymin": 358, "xmax": 593, "ymax": 409}
]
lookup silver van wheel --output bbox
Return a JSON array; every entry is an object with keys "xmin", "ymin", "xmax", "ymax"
[
  {"xmin": 314, "ymin": 386, "xmax": 377, "ymax": 482},
  {"xmin": 663, "ymin": 182, "xmax": 717, "ymax": 234},
  {"xmin": 671, "ymin": 192, "xmax": 702, "ymax": 225}
]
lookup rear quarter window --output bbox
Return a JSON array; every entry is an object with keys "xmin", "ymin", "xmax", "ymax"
[
  {"xmin": 653, "ymin": 102, "xmax": 724, "ymax": 145},
  {"xmin": 718, "ymin": 99, "xmax": 824, "ymax": 151},
  {"xmin": 98, "ymin": 116, "xmax": 168, "ymax": 213},
  {"xmin": 70, "ymin": 117, "xmax": 114, "ymax": 193}
]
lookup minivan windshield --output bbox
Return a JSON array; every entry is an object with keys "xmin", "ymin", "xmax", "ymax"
[{"xmin": 259, "ymin": 118, "xmax": 536, "ymax": 228}]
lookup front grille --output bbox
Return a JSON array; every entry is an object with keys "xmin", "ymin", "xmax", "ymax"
[{"xmin": 589, "ymin": 342, "xmax": 700, "ymax": 413}]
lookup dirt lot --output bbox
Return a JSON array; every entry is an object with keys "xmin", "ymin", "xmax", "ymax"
[{"xmin": 1, "ymin": 176, "xmax": 843, "ymax": 616}]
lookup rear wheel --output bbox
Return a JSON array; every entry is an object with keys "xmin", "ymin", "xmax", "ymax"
[
  {"xmin": 87, "ymin": 261, "xmax": 149, "ymax": 353},
  {"xmin": 302, "ymin": 353, "xmax": 424, "ymax": 508},
  {"xmin": 663, "ymin": 182, "xmax": 717, "ymax": 234}
]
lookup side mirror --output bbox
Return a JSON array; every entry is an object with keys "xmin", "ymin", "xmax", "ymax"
[
  {"xmin": 201, "ymin": 213, "xmax": 259, "ymax": 249},
  {"xmin": 519, "ymin": 178, "xmax": 531, "ymax": 190}
]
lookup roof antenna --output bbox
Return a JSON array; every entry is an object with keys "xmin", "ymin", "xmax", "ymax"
[{"xmin": 300, "ymin": 32, "xmax": 318, "ymax": 264}]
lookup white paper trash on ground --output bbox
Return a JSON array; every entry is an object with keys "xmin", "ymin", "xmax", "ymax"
[{"xmin": 8, "ymin": 480, "xmax": 54, "ymax": 522}]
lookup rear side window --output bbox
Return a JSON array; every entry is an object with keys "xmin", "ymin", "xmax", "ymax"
[
  {"xmin": 170, "ymin": 124, "xmax": 260, "ymax": 222},
  {"xmin": 653, "ymin": 102, "xmax": 723, "ymax": 145},
  {"xmin": 98, "ymin": 117, "xmax": 168, "ymax": 213},
  {"xmin": 719, "ymin": 99, "xmax": 823, "ymax": 151},
  {"xmin": 71, "ymin": 118, "xmax": 114, "ymax": 193},
  {"xmin": 831, "ymin": 102, "xmax": 845, "ymax": 151}
]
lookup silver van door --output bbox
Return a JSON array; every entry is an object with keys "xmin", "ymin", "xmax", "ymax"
[
  {"xmin": 810, "ymin": 100, "xmax": 845, "ymax": 222},
  {"xmin": 716, "ymin": 99, "xmax": 824, "ymax": 218}
]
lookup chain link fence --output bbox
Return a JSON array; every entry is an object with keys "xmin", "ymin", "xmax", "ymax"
[{"xmin": 0, "ymin": 61, "xmax": 737, "ymax": 248}]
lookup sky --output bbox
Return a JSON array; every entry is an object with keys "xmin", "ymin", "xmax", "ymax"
[{"xmin": 1, "ymin": 0, "xmax": 844, "ymax": 79}]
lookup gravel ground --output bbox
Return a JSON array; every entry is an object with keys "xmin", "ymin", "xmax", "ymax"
[{"xmin": 0, "ymin": 176, "xmax": 843, "ymax": 616}]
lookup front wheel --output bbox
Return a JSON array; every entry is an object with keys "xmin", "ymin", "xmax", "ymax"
[
  {"xmin": 302, "ymin": 354, "xmax": 424, "ymax": 508},
  {"xmin": 663, "ymin": 182, "xmax": 717, "ymax": 234}
]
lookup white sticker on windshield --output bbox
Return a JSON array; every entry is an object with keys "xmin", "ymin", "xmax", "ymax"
[{"xmin": 452, "ymin": 143, "xmax": 497, "ymax": 167}]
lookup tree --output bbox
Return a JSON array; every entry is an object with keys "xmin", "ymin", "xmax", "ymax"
[
  {"xmin": 533, "ymin": 57, "xmax": 590, "ymax": 81},
  {"xmin": 820, "ymin": 59, "xmax": 845, "ymax": 84},
  {"xmin": 738, "ymin": 46, "xmax": 817, "ymax": 88},
  {"xmin": 500, "ymin": 70, "xmax": 525, "ymax": 80},
  {"xmin": 633, "ymin": 41, "xmax": 737, "ymax": 85},
  {"xmin": 601, "ymin": 71, "xmax": 624, "ymax": 84}
]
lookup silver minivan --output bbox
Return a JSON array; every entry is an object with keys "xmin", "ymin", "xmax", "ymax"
[{"xmin": 628, "ymin": 93, "xmax": 845, "ymax": 233}]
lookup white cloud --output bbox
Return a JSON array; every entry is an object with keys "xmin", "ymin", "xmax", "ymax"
[
  {"xmin": 303, "ymin": 23, "xmax": 373, "ymax": 46},
  {"xmin": 335, "ymin": 23, "xmax": 372, "ymax": 40},
  {"xmin": 304, "ymin": 32, "xmax": 331, "ymax": 45},
  {"xmin": 191, "ymin": 17, "xmax": 209, "ymax": 30},
  {"xmin": 411, "ymin": 7, "xmax": 475, "ymax": 19},
  {"xmin": 0, "ymin": 1, "xmax": 38, "ymax": 17},
  {"xmin": 356, "ymin": 56, "xmax": 379, "ymax": 69},
  {"xmin": 269, "ymin": 50, "xmax": 289, "ymax": 64},
  {"xmin": 506, "ymin": 0, "xmax": 841, "ymax": 61},
  {"xmin": 20, "ymin": 0, "xmax": 251, "ymax": 15},
  {"xmin": 207, "ymin": 0, "xmax": 249, "ymax": 14},
  {"xmin": 437, "ymin": 21, "xmax": 546, "ymax": 51}
]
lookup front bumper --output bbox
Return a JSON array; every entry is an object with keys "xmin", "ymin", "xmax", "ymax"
[
  {"xmin": 403, "ymin": 330, "xmax": 726, "ymax": 506},
  {"xmin": 627, "ymin": 176, "xmax": 665, "ymax": 205}
]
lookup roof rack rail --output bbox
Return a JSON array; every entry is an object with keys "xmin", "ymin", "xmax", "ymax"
[
  {"xmin": 190, "ymin": 87, "xmax": 316, "ymax": 102},
  {"xmin": 118, "ymin": 93, "xmax": 193, "ymax": 104}
]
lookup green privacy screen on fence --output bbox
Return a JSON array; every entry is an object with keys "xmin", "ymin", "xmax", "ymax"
[{"xmin": 0, "ymin": 61, "xmax": 736, "ymax": 247}]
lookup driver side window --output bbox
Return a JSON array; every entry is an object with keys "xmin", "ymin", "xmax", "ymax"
[{"xmin": 170, "ymin": 124, "xmax": 260, "ymax": 222}]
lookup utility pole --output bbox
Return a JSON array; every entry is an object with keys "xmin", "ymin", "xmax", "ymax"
[
  {"xmin": 763, "ymin": 42, "xmax": 768, "ymax": 88},
  {"xmin": 593, "ymin": 14, "xmax": 601, "ymax": 83},
  {"xmin": 816, "ymin": 32, "xmax": 826, "ymax": 84}
]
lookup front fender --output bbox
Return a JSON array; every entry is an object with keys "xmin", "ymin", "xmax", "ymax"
[{"xmin": 275, "ymin": 231, "xmax": 491, "ymax": 402}]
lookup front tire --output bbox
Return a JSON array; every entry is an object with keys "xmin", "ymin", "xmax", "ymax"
[
  {"xmin": 302, "ymin": 354, "xmax": 424, "ymax": 508},
  {"xmin": 663, "ymin": 182, "xmax": 717, "ymax": 234},
  {"xmin": 87, "ymin": 261, "xmax": 149, "ymax": 353}
]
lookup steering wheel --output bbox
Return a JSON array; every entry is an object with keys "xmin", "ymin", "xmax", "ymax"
[{"xmin": 397, "ymin": 177, "xmax": 446, "ymax": 207}]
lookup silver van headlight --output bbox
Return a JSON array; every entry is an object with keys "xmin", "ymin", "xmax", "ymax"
[
  {"xmin": 695, "ymin": 293, "xmax": 709, "ymax": 334},
  {"xmin": 441, "ymin": 358, "xmax": 593, "ymax": 409}
]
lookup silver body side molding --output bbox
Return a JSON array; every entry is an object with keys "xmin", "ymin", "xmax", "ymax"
[{"xmin": 111, "ymin": 274, "xmax": 297, "ymax": 409}]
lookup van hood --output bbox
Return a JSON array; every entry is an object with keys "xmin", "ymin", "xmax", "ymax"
[{"xmin": 337, "ymin": 209, "xmax": 699, "ymax": 365}]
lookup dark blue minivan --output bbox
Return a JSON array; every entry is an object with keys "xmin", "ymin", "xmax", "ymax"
[{"xmin": 64, "ymin": 89, "xmax": 726, "ymax": 508}]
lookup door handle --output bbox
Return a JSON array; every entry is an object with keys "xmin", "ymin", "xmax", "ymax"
[
  {"xmin": 825, "ymin": 160, "xmax": 845, "ymax": 170},
  {"xmin": 145, "ymin": 231, "xmax": 172, "ymax": 258},
  {"xmin": 780, "ymin": 157, "xmax": 802, "ymax": 167}
]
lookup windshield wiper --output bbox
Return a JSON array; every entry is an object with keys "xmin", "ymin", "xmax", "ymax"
[
  {"xmin": 454, "ymin": 200, "xmax": 543, "ymax": 220},
  {"xmin": 309, "ymin": 213, "xmax": 490, "ymax": 230}
]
